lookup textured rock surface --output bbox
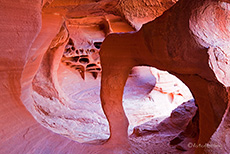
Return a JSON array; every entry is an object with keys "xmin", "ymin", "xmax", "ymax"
[
  {"xmin": 206, "ymin": 98, "xmax": 230, "ymax": 154},
  {"xmin": 118, "ymin": 0, "xmax": 177, "ymax": 30},
  {"xmin": 62, "ymin": 37, "xmax": 101, "ymax": 79}
]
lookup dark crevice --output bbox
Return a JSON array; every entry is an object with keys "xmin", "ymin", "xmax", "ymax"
[
  {"xmin": 86, "ymin": 63, "xmax": 97, "ymax": 68},
  {"xmin": 79, "ymin": 58, "xmax": 90, "ymax": 64},
  {"xmin": 94, "ymin": 42, "xmax": 102, "ymax": 49}
]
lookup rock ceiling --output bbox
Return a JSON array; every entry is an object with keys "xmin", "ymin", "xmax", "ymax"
[
  {"xmin": 41, "ymin": 0, "xmax": 178, "ymax": 80},
  {"xmin": 42, "ymin": 0, "xmax": 177, "ymax": 31}
]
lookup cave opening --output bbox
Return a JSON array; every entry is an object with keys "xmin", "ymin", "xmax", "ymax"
[
  {"xmin": 27, "ymin": 11, "xmax": 198, "ymax": 147},
  {"xmin": 30, "ymin": 33, "xmax": 196, "ymax": 144},
  {"xmin": 30, "ymin": 34, "xmax": 195, "ymax": 144}
]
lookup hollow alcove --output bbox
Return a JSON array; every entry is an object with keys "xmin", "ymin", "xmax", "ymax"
[
  {"xmin": 1, "ymin": 0, "xmax": 230, "ymax": 154},
  {"xmin": 31, "ymin": 29, "xmax": 195, "ymax": 144}
]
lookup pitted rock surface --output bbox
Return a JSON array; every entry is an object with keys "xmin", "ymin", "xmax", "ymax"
[{"xmin": 62, "ymin": 38, "xmax": 101, "ymax": 79}]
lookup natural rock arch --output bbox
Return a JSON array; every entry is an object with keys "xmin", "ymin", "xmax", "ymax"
[{"xmin": 99, "ymin": 0, "xmax": 230, "ymax": 153}]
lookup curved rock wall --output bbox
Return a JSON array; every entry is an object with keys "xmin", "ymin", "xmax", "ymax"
[{"xmin": 0, "ymin": 2, "xmax": 88, "ymax": 154}]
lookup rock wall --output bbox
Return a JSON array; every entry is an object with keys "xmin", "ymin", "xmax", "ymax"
[
  {"xmin": 0, "ymin": 1, "xmax": 90, "ymax": 154},
  {"xmin": 0, "ymin": 1, "xmax": 108, "ymax": 153},
  {"xmin": 0, "ymin": 0, "xmax": 66, "ymax": 153}
]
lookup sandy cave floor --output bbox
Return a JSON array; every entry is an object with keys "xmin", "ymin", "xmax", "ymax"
[{"xmin": 56, "ymin": 63, "xmax": 196, "ymax": 153}]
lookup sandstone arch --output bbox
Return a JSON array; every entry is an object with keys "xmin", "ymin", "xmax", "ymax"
[{"xmin": 100, "ymin": 0, "xmax": 230, "ymax": 153}]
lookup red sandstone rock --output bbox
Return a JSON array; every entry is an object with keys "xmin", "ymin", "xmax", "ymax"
[
  {"xmin": 1, "ymin": 0, "xmax": 230, "ymax": 154},
  {"xmin": 100, "ymin": 0, "xmax": 230, "ymax": 153},
  {"xmin": 118, "ymin": 0, "xmax": 177, "ymax": 30}
]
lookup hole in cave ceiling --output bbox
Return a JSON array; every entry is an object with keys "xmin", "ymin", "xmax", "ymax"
[{"xmin": 94, "ymin": 42, "xmax": 102, "ymax": 49}]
